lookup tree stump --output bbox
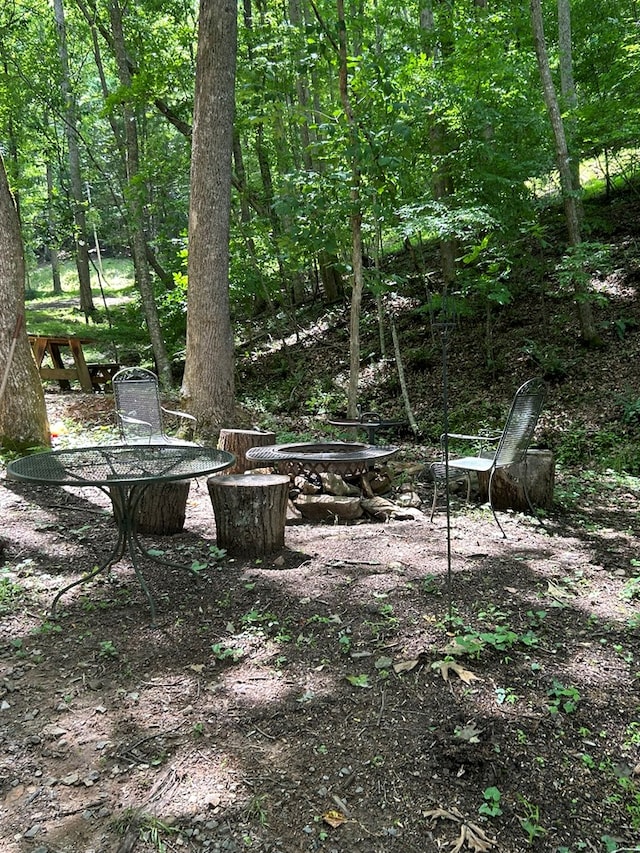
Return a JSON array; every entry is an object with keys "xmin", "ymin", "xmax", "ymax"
[
  {"xmin": 477, "ymin": 449, "xmax": 555, "ymax": 511},
  {"xmin": 217, "ymin": 429, "xmax": 276, "ymax": 474},
  {"xmin": 110, "ymin": 481, "xmax": 191, "ymax": 535},
  {"xmin": 207, "ymin": 473, "xmax": 290, "ymax": 556}
]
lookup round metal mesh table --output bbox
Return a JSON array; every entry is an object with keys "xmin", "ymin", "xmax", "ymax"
[
  {"xmin": 245, "ymin": 441, "xmax": 398, "ymax": 476},
  {"xmin": 7, "ymin": 445, "xmax": 233, "ymax": 487},
  {"xmin": 7, "ymin": 445, "xmax": 235, "ymax": 621}
]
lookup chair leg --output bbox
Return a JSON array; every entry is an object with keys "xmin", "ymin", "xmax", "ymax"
[
  {"xmin": 488, "ymin": 469, "xmax": 507, "ymax": 538},
  {"xmin": 430, "ymin": 479, "xmax": 438, "ymax": 522}
]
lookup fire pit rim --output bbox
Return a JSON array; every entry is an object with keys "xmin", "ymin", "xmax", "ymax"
[{"xmin": 245, "ymin": 441, "xmax": 398, "ymax": 475}]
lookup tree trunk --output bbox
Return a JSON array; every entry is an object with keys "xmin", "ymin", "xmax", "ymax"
[
  {"xmin": 336, "ymin": 0, "xmax": 364, "ymax": 420},
  {"xmin": 45, "ymin": 156, "xmax": 62, "ymax": 295},
  {"xmin": 208, "ymin": 473, "xmax": 290, "ymax": 556},
  {"xmin": 182, "ymin": 0, "xmax": 237, "ymax": 437},
  {"xmin": 422, "ymin": 0, "xmax": 457, "ymax": 300},
  {"xmin": 217, "ymin": 429, "xmax": 276, "ymax": 474},
  {"xmin": 0, "ymin": 157, "xmax": 50, "ymax": 449},
  {"xmin": 109, "ymin": 481, "xmax": 191, "ymax": 535},
  {"xmin": 477, "ymin": 450, "xmax": 555, "ymax": 512},
  {"xmin": 109, "ymin": 0, "xmax": 173, "ymax": 388},
  {"xmin": 557, "ymin": 0, "xmax": 582, "ymax": 206},
  {"xmin": 530, "ymin": 0, "xmax": 598, "ymax": 346},
  {"xmin": 52, "ymin": 0, "xmax": 95, "ymax": 318}
]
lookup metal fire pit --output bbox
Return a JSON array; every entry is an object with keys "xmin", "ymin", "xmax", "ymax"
[{"xmin": 245, "ymin": 441, "xmax": 398, "ymax": 477}]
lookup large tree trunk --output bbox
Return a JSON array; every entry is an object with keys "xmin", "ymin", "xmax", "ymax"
[
  {"xmin": 182, "ymin": 0, "xmax": 237, "ymax": 437},
  {"xmin": 0, "ymin": 157, "xmax": 50, "ymax": 449},
  {"xmin": 52, "ymin": 0, "xmax": 95, "ymax": 318},
  {"xmin": 530, "ymin": 0, "xmax": 598, "ymax": 346}
]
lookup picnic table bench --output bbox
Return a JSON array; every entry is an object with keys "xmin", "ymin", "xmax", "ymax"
[{"xmin": 29, "ymin": 334, "xmax": 119, "ymax": 392}]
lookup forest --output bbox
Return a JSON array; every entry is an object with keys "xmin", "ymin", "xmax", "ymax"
[
  {"xmin": 1, "ymin": 3, "xmax": 640, "ymax": 852},
  {"xmin": 1, "ymin": 0, "xmax": 639, "ymax": 436}
]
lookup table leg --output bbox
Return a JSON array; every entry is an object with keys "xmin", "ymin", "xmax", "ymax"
[
  {"xmin": 50, "ymin": 523, "xmax": 126, "ymax": 616},
  {"xmin": 49, "ymin": 484, "xmax": 159, "ymax": 620},
  {"xmin": 68, "ymin": 338, "xmax": 94, "ymax": 392},
  {"xmin": 49, "ymin": 343, "xmax": 72, "ymax": 392},
  {"xmin": 51, "ymin": 483, "xmax": 204, "ymax": 622},
  {"xmin": 111, "ymin": 484, "xmax": 158, "ymax": 622}
]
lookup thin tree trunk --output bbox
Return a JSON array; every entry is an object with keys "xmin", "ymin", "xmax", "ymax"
[
  {"xmin": 53, "ymin": 0, "xmax": 95, "ymax": 318},
  {"xmin": 45, "ymin": 158, "xmax": 62, "ymax": 295},
  {"xmin": 530, "ymin": 0, "xmax": 599, "ymax": 345},
  {"xmin": 109, "ymin": 0, "xmax": 172, "ymax": 387},
  {"xmin": 421, "ymin": 1, "xmax": 457, "ymax": 299},
  {"xmin": 390, "ymin": 318, "xmax": 419, "ymax": 436},
  {"xmin": 336, "ymin": 0, "xmax": 364, "ymax": 419},
  {"xmin": 557, "ymin": 0, "xmax": 582, "ymax": 206}
]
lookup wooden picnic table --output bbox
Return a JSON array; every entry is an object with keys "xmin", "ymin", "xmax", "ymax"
[{"xmin": 28, "ymin": 334, "xmax": 119, "ymax": 392}]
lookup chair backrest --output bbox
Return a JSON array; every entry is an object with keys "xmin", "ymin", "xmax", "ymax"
[
  {"xmin": 112, "ymin": 367, "xmax": 165, "ymax": 442},
  {"xmin": 493, "ymin": 378, "xmax": 546, "ymax": 469}
]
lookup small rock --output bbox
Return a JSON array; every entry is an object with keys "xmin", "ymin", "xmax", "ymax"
[
  {"xmin": 319, "ymin": 472, "xmax": 360, "ymax": 496},
  {"xmin": 293, "ymin": 494, "xmax": 363, "ymax": 521}
]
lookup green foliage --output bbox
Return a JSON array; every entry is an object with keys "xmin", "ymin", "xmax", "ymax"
[
  {"xmin": 210, "ymin": 642, "xmax": 244, "ymax": 663},
  {"xmin": 517, "ymin": 796, "xmax": 546, "ymax": 844},
  {"xmin": 556, "ymin": 242, "xmax": 612, "ymax": 300},
  {"xmin": 98, "ymin": 640, "xmax": 119, "ymax": 659},
  {"xmin": 555, "ymin": 425, "xmax": 640, "ymax": 474},
  {"xmin": 0, "ymin": 572, "xmax": 24, "ymax": 613},
  {"xmin": 521, "ymin": 339, "xmax": 569, "ymax": 381},
  {"xmin": 479, "ymin": 786, "xmax": 503, "ymax": 818},
  {"xmin": 547, "ymin": 680, "xmax": 581, "ymax": 715}
]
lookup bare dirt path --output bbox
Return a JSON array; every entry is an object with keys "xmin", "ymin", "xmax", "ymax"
[{"xmin": 0, "ymin": 394, "xmax": 639, "ymax": 853}]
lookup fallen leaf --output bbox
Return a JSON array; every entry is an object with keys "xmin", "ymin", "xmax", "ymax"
[
  {"xmin": 188, "ymin": 664, "xmax": 205, "ymax": 673},
  {"xmin": 434, "ymin": 660, "xmax": 480, "ymax": 684},
  {"xmin": 451, "ymin": 821, "xmax": 496, "ymax": 853},
  {"xmin": 393, "ymin": 659, "xmax": 419, "ymax": 674},
  {"xmin": 424, "ymin": 806, "xmax": 496, "ymax": 852},
  {"xmin": 424, "ymin": 806, "xmax": 464, "ymax": 823},
  {"xmin": 323, "ymin": 809, "xmax": 347, "ymax": 828},
  {"xmin": 547, "ymin": 581, "xmax": 573, "ymax": 601},
  {"xmin": 393, "ymin": 651, "xmax": 430, "ymax": 674},
  {"xmin": 454, "ymin": 722, "xmax": 483, "ymax": 743}
]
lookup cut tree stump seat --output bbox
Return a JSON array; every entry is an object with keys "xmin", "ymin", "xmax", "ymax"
[
  {"xmin": 207, "ymin": 473, "xmax": 290, "ymax": 557},
  {"xmin": 110, "ymin": 480, "xmax": 191, "ymax": 536}
]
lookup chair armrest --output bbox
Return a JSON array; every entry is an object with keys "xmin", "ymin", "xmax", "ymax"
[
  {"xmin": 161, "ymin": 406, "xmax": 196, "ymax": 425},
  {"xmin": 439, "ymin": 432, "xmax": 502, "ymax": 454},
  {"xmin": 118, "ymin": 413, "xmax": 154, "ymax": 437}
]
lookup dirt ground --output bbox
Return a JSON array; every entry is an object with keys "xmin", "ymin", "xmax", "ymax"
[{"xmin": 0, "ymin": 393, "xmax": 639, "ymax": 853}]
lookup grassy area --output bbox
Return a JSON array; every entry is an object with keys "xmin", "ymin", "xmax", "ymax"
[{"xmin": 24, "ymin": 258, "xmax": 150, "ymax": 363}]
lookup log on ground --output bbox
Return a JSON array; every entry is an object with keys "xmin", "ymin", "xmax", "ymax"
[
  {"xmin": 477, "ymin": 449, "xmax": 554, "ymax": 511},
  {"xmin": 207, "ymin": 473, "xmax": 290, "ymax": 556}
]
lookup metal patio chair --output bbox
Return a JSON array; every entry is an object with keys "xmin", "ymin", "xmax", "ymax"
[
  {"xmin": 112, "ymin": 367, "xmax": 197, "ymax": 445},
  {"xmin": 430, "ymin": 377, "xmax": 546, "ymax": 537}
]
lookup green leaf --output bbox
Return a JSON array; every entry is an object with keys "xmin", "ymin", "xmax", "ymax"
[{"xmin": 346, "ymin": 674, "xmax": 370, "ymax": 688}]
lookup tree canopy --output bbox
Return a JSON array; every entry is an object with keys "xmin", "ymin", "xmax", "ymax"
[{"xmin": 1, "ymin": 0, "xmax": 638, "ymax": 411}]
